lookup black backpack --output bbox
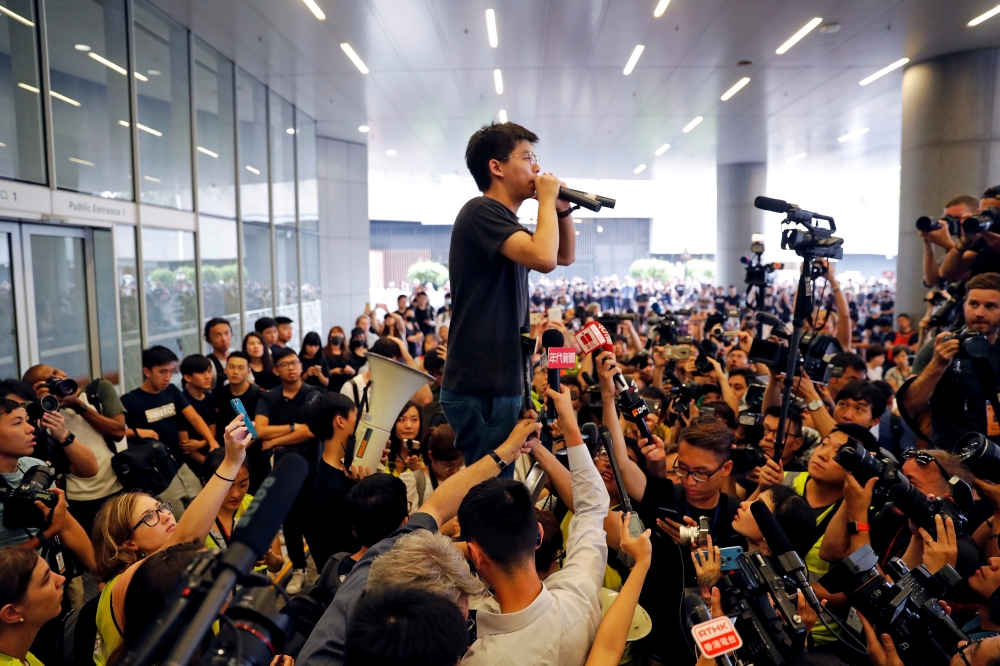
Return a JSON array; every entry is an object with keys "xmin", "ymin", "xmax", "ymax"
[
  {"xmin": 86, "ymin": 380, "xmax": 178, "ymax": 494},
  {"xmin": 283, "ymin": 552, "xmax": 353, "ymax": 658}
]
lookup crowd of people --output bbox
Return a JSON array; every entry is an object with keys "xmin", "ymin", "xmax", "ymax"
[{"xmin": 3, "ymin": 116, "xmax": 1000, "ymax": 666}]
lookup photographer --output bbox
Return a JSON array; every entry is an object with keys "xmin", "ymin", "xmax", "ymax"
[
  {"xmin": 939, "ymin": 187, "xmax": 1000, "ymax": 280},
  {"xmin": 902, "ymin": 272, "xmax": 1000, "ymax": 447},
  {"xmin": 596, "ymin": 350, "xmax": 742, "ymax": 664},
  {"xmin": 919, "ymin": 196, "xmax": 979, "ymax": 287},
  {"xmin": 441, "ymin": 121, "xmax": 575, "ymax": 476}
]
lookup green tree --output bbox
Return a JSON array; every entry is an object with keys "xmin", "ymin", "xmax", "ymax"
[
  {"xmin": 407, "ymin": 260, "xmax": 449, "ymax": 287},
  {"xmin": 628, "ymin": 258, "xmax": 679, "ymax": 282},
  {"xmin": 686, "ymin": 259, "xmax": 715, "ymax": 282}
]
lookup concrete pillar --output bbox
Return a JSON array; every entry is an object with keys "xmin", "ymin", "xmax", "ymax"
[
  {"xmin": 716, "ymin": 162, "xmax": 767, "ymax": 289},
  {"xmin": 897, "ymin": 49, "xmax": 1000, "ymax": 320}
]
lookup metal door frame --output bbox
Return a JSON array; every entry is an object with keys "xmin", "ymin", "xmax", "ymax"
[{"xmin": 0, "ymin": 222, "xmax": 29, "ymax": 375}]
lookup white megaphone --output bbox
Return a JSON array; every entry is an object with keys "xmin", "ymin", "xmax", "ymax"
[{"xmin": 351, "ymin": 352, "xmax": 433, "ymax": 472}]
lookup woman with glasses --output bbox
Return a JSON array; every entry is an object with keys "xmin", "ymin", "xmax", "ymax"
[{"xmin": 89, "ymin": 415, "xmax": 253, "ymax": 666}]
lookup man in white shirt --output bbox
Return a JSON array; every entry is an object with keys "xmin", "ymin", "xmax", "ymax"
[{"xmin": 460, "ymin": 385, "xmax": 609, "ymax": 665}]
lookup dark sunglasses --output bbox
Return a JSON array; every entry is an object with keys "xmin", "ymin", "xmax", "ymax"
[{"xmin": 901, "ymin": 448, "xmax": 950, "ymax": 480}]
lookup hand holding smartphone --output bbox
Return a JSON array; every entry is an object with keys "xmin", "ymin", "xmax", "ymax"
[{"xmin": 230, "ymin": 398, "xmax": 258, "ymax": 440}]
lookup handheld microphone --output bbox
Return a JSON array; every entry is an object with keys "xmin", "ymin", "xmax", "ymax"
[
  {"xmin": 749, "ymin": 500, "xmax": 822, "ymax": 613},
  {"xmin": 560, "ymin": 187, "xmax": 616, "ymax": 210},
  {"xmin": 558, "ymin": 187, "xmax": 602, "ymax": 212},
  {"xmin": 684, "ymin": 594, "xmax": 735, "ymax": 666},
  {"xmin": 160, "ymin": 453, "xmax": 309, "ymax": 666},
  {"xmin": 542, "ymin": 329, "xmax": 564, "ymax": 423},
  {"xmin": 754, "ymin": 196, "xmax": 792, "ymax": 214},
  {"xmin": 598, "ymin": 426, "xmax": 643, "ymax": 538}
]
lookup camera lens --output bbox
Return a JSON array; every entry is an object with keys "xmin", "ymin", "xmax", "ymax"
[
  {"xmin": 45, "ymin": 377, "xmax": 78, "ymax": 398},
  {"xmin": 39, "ymin": 394, "xmax": 59, "ymax": 413},
  {"xmin": 834, "ymin": 441, "xmax": 884, "ymax": 484},
  {"xmin": 915, "ymin": 216, "xmax": 941, "ymax": 233},
  {"xmin": 957, "ymin": 433, "xmax": 1000, "ymax": 483},
  {"xmin": 962, "ymin": 334, "xmax": 990, "ymax": 359}
]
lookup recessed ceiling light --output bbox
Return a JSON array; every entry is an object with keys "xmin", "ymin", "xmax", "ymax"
[
  {"xmin": 486, "ymin": 9, "xmax": 498, "ymax": 48},
  {"xmin": 634, "ymin": 164, "xmax": 646, "ymax": 174},
  {"xmin": 0, "ymin": 5, "xmax": 33, "ymax": 27},
  {"xmin": 74, "ymin": 44, "xmax": 91, "ymax": 52},
  {"xmin": 286, "ymin": 127, "xmax": 295, "ymax": 135},
  {"xmin": 147, "ymin": 70, "xmax": 161, "ymax": 76},
  {"xmin": 494, "ymin": 69, "xmax": 503, "ymax": 95},
  {"xmin": 969, "ymin": 5, "xmax": 1000, "ymax": 26},
  {"xmin": 838, "ymin": 127, "xmax": 870, "ymax": 142},
  {"xmin": 341, "ymin": 43, "xmax": 369, "ymax": 74},
  {"xmin": 786, "ymin": 152, "xmax": 807, "ymax": 163},
  {"xmin": 358, "ymin": 125, "xmax": 370, "ymax": 133},
  {"xmin": 655, "ymin": 143, "xmax": 670, "ymax": 156},
  {"xmin": 623, "ymin": 45, "xmax": 644, "ymax": 75},
  {"xmin": 775, "ymin": 17, "xmax": 822, "ymax": 55},
  {"xmin": 682, "ymin": 116, "xmax": 703, "ymax": 133},
  {"xmin": 859, "ymin": 58, "xmax": 909, "ymax": 85},
  {"xmin": 653, "ymin": 0, "xmax": 670, "ymax": 18},
  {"xmin": 720, "ymin": 77, "xmax": 751, "ymax": 101},
  {"xmin": 302, "ymin": 0, "xmax": 326, "ymax": 20},
  {"xmin": 386, "ymin": 149, "xmax": 396, "ymax": 156},
  {"xmin": 498, "ymin": 109, "xmax": 507, "ymax": 123}
]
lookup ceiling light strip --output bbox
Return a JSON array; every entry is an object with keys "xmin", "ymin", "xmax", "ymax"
[
  {"xmin": 682, "ymin": 116, "xmax": 703, "ymax": 133},
  {"xmin": 720, "ymin": 77, "xmax": 751, "ymax": 101},
  {"xmin": 498, "ymin": 109, "xmax": 507, "ymax": 123},
  {"xmin": 653, "ymin": 0, "xmax": 670, "ymax": 18},
  {"xmin": 302, "ymin": 0, "xmax": 326, "ymax": 20},
  {"xmin": 197, "ymin": 146, "xmax": 219, "ymax": 158},
  {"xmin": 49, "ymin": 90, "xmax": 81, "ymax": 106},
  {"xmin": 494, "ymin": 69, "xmax": 503, "ymax": 94},
  {"xmin": 634, "ymin": 164, "xmax": 646, "ymax": 174},
  {"xmin": 486, "ymin": 9, "xmax": 498, "ymax": 48},
  {"xmin": 341, "ymin": 43, "xmax": 369, "ymax": 74},
  {"xmin": 655, "ymin": 143, "xmax": 670, "ymax": 156},
  {"xmin": 859, "ymin": 58, "xmax": 909, "ymax": 85},
  {"xmin": 837, "ymin": 127, "xmax": 869, "ymax": 142},
  {"xmin": 0, "ymin": 4, "xmax": 34, "ymax": 26},
  {"xmin": 775, "ymin": 17, "xmax": 822, "ymax": 55},
  {"xmin": 969, "ymin": 5, "xmax": 1000, "ymax": 26},
  {"xmin": 623, "ymin": 45, "xmax": 644, "ymax": 75},
  {"xmin": 786, "ymin": 152, "xmax": 807, "ymax": 163}
]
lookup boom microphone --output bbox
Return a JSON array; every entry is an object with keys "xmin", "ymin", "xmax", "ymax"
[
  {"xmin": 754, "ymin": 311, "xmax": 790, "ymax": 338},
  {"xmin": 162, "ymin": 453, "xmax": 310, "ymax": 666},
  {"xmin": 749, "ymin": 500, "xmax": 822, "ymax": 613},
  {"xmin": 754, "ymin": 196, "xmax": 792, "ymax": 214}
]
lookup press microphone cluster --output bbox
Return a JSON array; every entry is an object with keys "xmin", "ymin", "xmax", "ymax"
[
  {"xmin": 749, "ymin": 501, "xmax": 822, "ymax": 613},
  {"xmin": 558, "ymin": 187, "xmax": 616, "ymax": 212}
]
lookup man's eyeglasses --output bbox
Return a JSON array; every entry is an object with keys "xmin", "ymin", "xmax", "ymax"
[
  {"xmin": 594, "ymin": 447, "xmax": 610, "ymax": 463},
  {"xmin": 958, "ymin": 636, "xmax": 988, "ymax": 666},
  {"xmin": 763, "ymin": 426, "xmax": 802, "ymax": 440},
  {"xmin": 500, "ymin": 151, "xmax": 539, "ymax": 166},
  {"xmin": 673, "ymin": 459, "xmax": 727, "ymax": 483},
  {"xmin": 901, "ymin": 448, "xmax": 950, "ymax": 480},
  {"xmin": 133, "ymin": 501, "xmax": 172, "ymax": 530},
  {"xmin": 277, "ymin": 360, "xmax": 300, "ymax": 370}
]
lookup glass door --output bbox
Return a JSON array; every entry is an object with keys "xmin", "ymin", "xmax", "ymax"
[{"xmin": 0, "ymin": 222, "xmax": 26, "ymax": 378}]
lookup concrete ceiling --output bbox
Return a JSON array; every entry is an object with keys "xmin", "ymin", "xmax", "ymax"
[{"xmin": 150, "ymin": 0, "xmax": 1000, "ymax": 179}]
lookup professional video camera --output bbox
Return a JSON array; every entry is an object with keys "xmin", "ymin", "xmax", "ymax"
[
  {"xmin": 820, "ymin": 544, "xmax": 967, "ymax": 665},
  {"xmin": 916, "ymin": 214, "xmax": 961, "ymax": 236},
  {"xmin": 0, "ymin": 464, "xmax": 58, "ymax": 529},
  {"xmin": 834, "ymin": 440, "xmax": 972, "ymax": 538},
  {"xmin": 956, "ymin": 432, "xmax": 1000, "ymax": 483},
  {"xmin": 749, "ymin": 331, "xmax": 842, "ymax": 384},
  {"xmin": 201, "ymin": 582, "xmax": 292, "ymax": 666},
  {"xmin": 962, "ymin": 207, "xmax": 1000, "ymax": 235}
]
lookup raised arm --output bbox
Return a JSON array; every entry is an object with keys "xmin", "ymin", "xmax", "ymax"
[
  {"xmin": 901, "ymin": 333, "xmax": 958, "ymax": 416},
  {"xmin": 825, "ymin": 262, "xmax": 852, "ymax": 352},
  {"xmin": 595, "ymin": 351, "xmax": 647, "ymax": 503}
]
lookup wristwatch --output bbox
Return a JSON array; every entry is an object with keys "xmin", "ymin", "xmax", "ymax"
[
  {"xmin": 488, "ymin": 450, "xmax": 507, "ymax": 471},
  {"xmin": 556, "ymin": 207, "xmax": 573, "ymax": 219},
  {"xmin": 847, "ymin": 521, "xmax": 870, "ymax": 534},
  {"xmin": 290, "ymin": 423, "xmax": 296, "ymax": 433},
  {"xmin": 59, "ymin": 432, "xmax": 76, "ymax": 448},
  {"xmin": 807, "ymin": 399, "xmax": 824, "ymax": 412}
]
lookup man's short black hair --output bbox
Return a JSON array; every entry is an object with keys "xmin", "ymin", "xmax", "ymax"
[
  {"xmin": 345, "ymin": 587, "xmax": 467, "ymax": 666},
  {"xmin": 727, "ymin": 367, "xmax": 757, "ymax": 383},
  {"xmin": 203, "ymin": 317, "xmax": 231, "ymax": 341},
  {"xmin": 227, "ymin": 351, "xmax": 251, "ymax": 365},
  {"xmin": 834, "ymin": 380, "xmax": 887, "ymax": 417},
  {"xmin": 371, "ymin": 338, "xmax": 403, "ymax": 360},
  {"xmin": 423, "ymin": 350, "xmax": 445, "ymax": 375},
  {"xmin": 274, "ymin": 316, "xmax": 293, "ymax": 325},
  {"xmin": 142, "ymin": 346, "xmax": 179, "ymax": 370},
  {"xmin": 0, "ymin": 379, "xmax": 35, "ymax": 402},
  {"xmin": 180, "ymin": 354, "xmax": 211, "ymax": 377},
  {"xmin": 983, "ymin": 185, "xmax": 1000, "ymax": 200},
  {"xmin": 254, "ymin": 317, "xmax": 277, "ymax": 333},
  {"xmin": 764, "ymin": 405, "xmax": 803, "ymax": 437},
  {"xmin": 830, "ymin": 352, "xmax": 867, "ymax": 374},
  {"xmin": 305, "ymin": 392, "xmax": 357, "ymax": 440},
  {"xmin": 458, "ymin": 477, "xmax": 538, "ymax": 572},
  {"xmin": 866, "ymin": 344, "xmax": 887, "ymax": 362},
  {"xmin": 345, "ymin": 475, "xmax": 408, "ymax": 547},
  {"xmin": 465, "ymin": 121, "xmax": 539, "ymax": 192},
  {"xmin": 271, "ymin": 347, "xmax": 298, "ymax": 365}
]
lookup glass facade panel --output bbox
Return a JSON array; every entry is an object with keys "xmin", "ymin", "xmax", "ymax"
[
  {"xmin": 93, "ymin": 228, "xmax": 120, "ymax": 384},
  {"xmin": 193, "ymin": 39, "xmax": 235, "ymax": 220},
  {"xmin": 237, "ymin": 70, "xmax": 268, "ymax": 223},
  {"xmin": 30, "ymin": 234, "xmax": 90, "ymax": 382},
  {"xmin": 242, "ymin": 221, "xmax": 272, "ymax": 332},
  {"xmin": 0, "ymin": 0, "xmax": 45, "ymax": 184},
  {"xmin": 300, "ymin": 232, "xmax": 321, "ymax": 337},
  {"xmin": 200, "ymin": 215, "xmax": 241, "ymax": 342},
  {"xmin": 270, "ymin": 91, "xmax": 295, "ymax": 225},
  {"xmin": 0, "ymin": 232, "xmax": 18, "ymax": 378},
  {"xmin": 142, "ymin": 226, "xmax": 198, "ymax": 359},
  {"xmin": 296, "ymin": 111, "xmax": 317, "ymax": 232},
  {"xmin": 47, "ymin": 0, "xmax": 132, "ymax": 200},
  {"xmin": 115, "ymin": 224, "xmax": 141, "ymax": 391},
  {"xmin": 275, "ymin": 226, "xmax": 298, "ymax": 346},
  {"xmin": 134, "ymin": 1, "xmax": 192, "ymax": 210}
]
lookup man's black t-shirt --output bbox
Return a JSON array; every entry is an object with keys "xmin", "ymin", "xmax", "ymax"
[
  {"xmin": 121, "ymin": 384, "xmax": 190, "ymax": 460},
  {"xmin": 325, "ymin": 354, "xmax": 352, "ymax": 392},
  {"xmin": 257, "ymin": 383, "xmax": 321, "ymax": 461},
  {"xmin": 635, "ymin": 479, "xmax": 741, "ymax": 660},
  {"xmin": 215, "ymin": 384, "xmax": 261, "ymax": 429},
  {"xmin": 182, "ymin": 389, "xmax": 215, "ymax": 439},
  {"xmin": 314, "ymin": 459, "xmax": 360, "ymax": 556},
  {"xmin": 443, "ymin": 196, "xmax": 531, "ymax": 396}
]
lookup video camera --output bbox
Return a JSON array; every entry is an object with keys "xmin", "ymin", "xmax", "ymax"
[
  {"xmin": 835, "ymin": 440, "xmax": 972, "ymax": 539},
  {"xmin": 749, "ymin": 331, "xmax": 842, "ymax": 384},
  {"xmin": 916, "ymin": 214, "xmax": 961, "ymax": 236},
  {"xmin": 820, "ymin": 544, "xmax": 967, "ymax": 665},
  {"xmin": 201, "ymin": 582, "xmax": 292, "ymax": 666},
  {"xmin": 754, "ymin": 197, "xmax": 844, "ymax": 260},
  {"xmin": 0, "ymin": 464, "xmax": 58, "ymax": 529}
]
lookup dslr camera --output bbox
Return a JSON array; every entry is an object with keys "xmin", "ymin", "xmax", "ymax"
[
  {"xmin": 749, "ymin": 332, "xmax": 842, "ymax": 384},
  {"xmin": 820, "ymin": 544, "xmax": 966, "ymax": 665},
  {"xmin": 962, "ymin": 207, "xmax": 1000, "ymax": 236},
  {"xmin": 0, "ymin": 465, "xmax": 58, "ymax": 529},
  {"xmin": 942, "ymin": 327, "xmax": 990, "ymax": 360},
  {"xmin": 915, "ymin": 214, "xmax": 961, "ymax": 236},
  {"xmin": 41, "ymin": 376, "xmax": 78, "ymax": 398},
  {"xmin": 956, "ymin": 432, "xmax": 1000, "ymax": 483},
  {"xmin": 731, "ymin": 412, "xmax": 769, "ymax": 474}
]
